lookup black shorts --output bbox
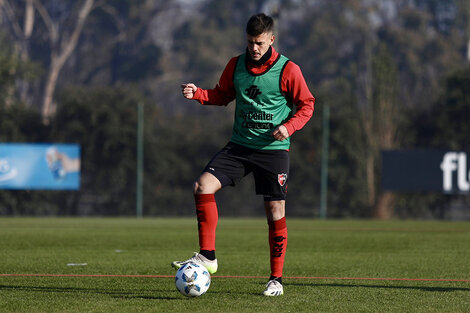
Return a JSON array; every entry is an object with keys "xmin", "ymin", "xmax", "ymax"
[{"xmin": 203, "ymin": 142, "xmax": 289, "ymax": 201}]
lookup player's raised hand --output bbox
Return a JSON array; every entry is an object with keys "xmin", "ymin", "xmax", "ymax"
[{"xmin": 181, "ymin": 83, "xmax": 197, "ymax": 99}]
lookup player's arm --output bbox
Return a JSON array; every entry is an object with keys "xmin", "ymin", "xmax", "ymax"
[
  {"xmin": 279, "ymin": 62, "xmax": 315, "ymax": 137},
  {"xmin": 181, "ymin": 57, "xmax": 237, "ymax": 106}
]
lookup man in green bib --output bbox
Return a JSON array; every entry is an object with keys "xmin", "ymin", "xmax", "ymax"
[{"xmin": 174, "ymin": 13, "xmax": 315, "ymax": 296}]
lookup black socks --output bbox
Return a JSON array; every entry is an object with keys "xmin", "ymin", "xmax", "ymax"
[
  {"xmin": 199, "ymin": 250, "xmax": 216, "ymax": 261},
  {"xmin": 269, "ymin": 276, "xmax": 282, "ymax": 284}
]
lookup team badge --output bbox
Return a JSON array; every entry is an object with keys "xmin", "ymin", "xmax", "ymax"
[{"xmin": 278, "ymin": 173, "xmax": 287, "ymax": 186}]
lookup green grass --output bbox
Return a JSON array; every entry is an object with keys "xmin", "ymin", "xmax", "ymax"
[{"xmin": 0, "ymin": 218, "xmax": 469, "ymax": 312}]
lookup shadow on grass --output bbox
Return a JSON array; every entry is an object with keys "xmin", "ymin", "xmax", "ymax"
[
  {"xmin": 4, "ymin": 281, "xmax": 467, "ymax": 300},
  {"xmin": 284, "ymin": 282, "xmax": 470, "ymax": 293},
  {"xmin": 0, "ymin": 284, "xmax": 180, "ymax": 300}
]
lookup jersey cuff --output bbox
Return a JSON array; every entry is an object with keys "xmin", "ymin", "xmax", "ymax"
[
  {"xmin": 283, "ymin": 123, "xmax": 296, "ymax": 136},
  {"xmin": 193, "ymin": 88, "xmax": 204, "ymax": 103}
]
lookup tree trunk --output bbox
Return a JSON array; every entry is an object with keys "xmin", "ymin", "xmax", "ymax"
[
  {"xmin": 366, "ymin": 152, "xmax": 376, "ymax": 206},
  {"xmin": 467, "ymin": 39, "xmax": 470, "ymax": 62},
  {"xmin": 40, "ymin": 0, "xmax": 95, "ymax": 124},
  {"xmin": 24, "ymin": 0, "xmax": 34, "ymax": 38},
  {"xmin": 42, "ymin": 57, "xmax": 60, "ymax": 123},
  {"xmin": 373, "ymin": 191, "xmax": 395, "ymax": 219},
  {"xmin": 18, "ymin": 0, "xmax": 34, "ymax": 104}
]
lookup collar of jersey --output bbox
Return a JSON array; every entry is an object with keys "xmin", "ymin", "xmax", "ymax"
[{"xmin": 245, "ymin": 46, "xmax": 273, "ymax": 67}]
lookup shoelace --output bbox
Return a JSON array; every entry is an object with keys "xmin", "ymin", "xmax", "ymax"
[{"xmin": 266, "ymin": 280, "xmax": 282, "ymax": 289}]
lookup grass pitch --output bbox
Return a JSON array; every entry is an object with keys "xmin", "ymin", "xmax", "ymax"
[{"xmin": 0, "ymin": 218, "xmax": 469, "ymax": 312}]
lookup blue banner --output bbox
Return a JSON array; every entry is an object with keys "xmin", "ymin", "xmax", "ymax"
[{"xmin": 0, "ymin": 143, "xmax": 80, "ymax": 190}]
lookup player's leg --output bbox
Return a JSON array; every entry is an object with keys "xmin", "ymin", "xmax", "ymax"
[
  {"xmin": 263, "ymin": 199, "xmax": 287, "ymax": 296},
  {"xmin": 250, "ymin": 149, "xmax": 289, "ymax": 296},
  {"xmin": 193, "ymin": 172, "xmax": 222, "ymax": 262},
  {"xmin": 171, "ymin": 172, "xmax": 221, "ymax": 274},
  {"xmin": 172, "ymin": 143, "xmax": 248, "ymax": 274}
]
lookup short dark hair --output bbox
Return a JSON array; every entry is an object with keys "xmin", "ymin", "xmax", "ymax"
[{"xmin": 246, "ymin": 13, "xmax": 274, "ymax": 36}]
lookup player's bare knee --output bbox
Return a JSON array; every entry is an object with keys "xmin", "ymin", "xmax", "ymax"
[
  {"xmin": 265, "ymin": 200, "xmax": 286, "ymax": 221},
  {"xmin": 193, "ymin": 179, "xmax": 209, "ymax": 194},
  {"xmin": 193, "ymin": 180, "xmax": 202, "ymax": 195}
]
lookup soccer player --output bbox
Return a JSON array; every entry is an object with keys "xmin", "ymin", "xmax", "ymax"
[{"xmin": 172, "ymin": 13, "xmax": 315, "ymax": 296}]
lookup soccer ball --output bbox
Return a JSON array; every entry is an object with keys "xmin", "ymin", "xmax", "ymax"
[{"xmin": 175, "ymin": 262, "xmax": 211, "ymax": 297}]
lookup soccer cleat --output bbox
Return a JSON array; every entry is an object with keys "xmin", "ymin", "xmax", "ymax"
[
  {"xmin": 171, "ymin": 252, "xmax": 218, "ymax": 274},
  {"xmin": 263, "ymin": 279, "xmax": 284, "ymax": 296}
]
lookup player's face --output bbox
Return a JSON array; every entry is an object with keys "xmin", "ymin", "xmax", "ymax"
[{"xmin": 247, "ymin": 32, "xmax": 275, "ymax": 61}]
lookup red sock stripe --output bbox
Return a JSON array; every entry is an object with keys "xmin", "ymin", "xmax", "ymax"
[
  {"xmin": 268, "ymin": 217, "xmax": 287, "ymax": 278},
  {"xmin": 195, "ymin": 194, "xmax": 218, "ymax": 251}
]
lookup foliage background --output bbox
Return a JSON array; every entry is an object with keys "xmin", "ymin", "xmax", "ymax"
[{"xmin": 0, "ymin": 0, "xmax": 469, "ymax": 218}]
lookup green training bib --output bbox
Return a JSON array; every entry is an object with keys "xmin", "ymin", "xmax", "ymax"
[{"xmin": 231, "ymin": 53, "xmax": 293, "ymax": 150}]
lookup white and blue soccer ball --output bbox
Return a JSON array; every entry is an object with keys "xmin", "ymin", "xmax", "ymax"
[{"xmin": 175, "ymin": 262, "xmax": 211, "ymax": 297}]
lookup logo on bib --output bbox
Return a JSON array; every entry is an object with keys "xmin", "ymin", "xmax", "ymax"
[{"xmin": 245, "ymin": 85, "xmax": 262, "ymax": 100}]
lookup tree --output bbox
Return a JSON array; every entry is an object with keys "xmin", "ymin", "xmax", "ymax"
[
  {"xmin": 0, "ymin": 0, "xmax": 99, "ymax": 123},
  {"xmin": 433, "ymin": 66, "xmax": 470, "ymax": 149},
  {"xmin": 0, "ymin": 47, "xmax": 19, "ymax": 108},
  {"xmin": 367, "ymin": 44, "xmax": 403, "ymax": 218},
  {"xmin": 0, "ymin": 0, "xmax": 35, "ymax": 104},
  {"xmin": 37, "ymin": 0, "xmax": 95, "ymax": 123},
  {"xmin": 52, "ymin": 86, "xmax": 146, "ymax": 215},
  {"xmin": 356, "ymin": 42, "xmax": 403, "ymax": 218}
]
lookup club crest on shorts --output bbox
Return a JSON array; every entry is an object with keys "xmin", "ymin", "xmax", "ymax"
[{"xmin": 278, "ymin": 173, "xmax": 287, "ymax": 186}]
